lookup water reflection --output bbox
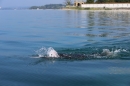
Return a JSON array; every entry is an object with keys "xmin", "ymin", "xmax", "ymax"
[{"xmin": 65, "ymin": 10, "xmax": 130, "ymax": 40}]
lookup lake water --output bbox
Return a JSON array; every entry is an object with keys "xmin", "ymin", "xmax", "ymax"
[{"xmin": 0, "ymin": 10, "xmax": 130, "ymax": 86}]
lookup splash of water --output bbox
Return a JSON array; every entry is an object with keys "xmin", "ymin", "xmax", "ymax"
[
  {"xmin": 47, "ymin": 47, "xmax": 59, "ymax": 58},
  {"xmin": 35, "ymin": 47, "xmax": 47, "ymax": 57},
  {"xmin": 101, "ymin": 49, "xmax": 129, "ymax": 57},
  {"xmin": 35, "ymin": 47, "xmax": 59, "ymax": 58}
]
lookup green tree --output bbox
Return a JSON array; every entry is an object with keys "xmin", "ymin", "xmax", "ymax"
[
  {"xmin": 95, "ymin": 0, "xmax": 130, "ymax": 3},
  {"xmin": 65, "ymin": 0, "xmax": 72, "ymax": 6},
  {"xmin": 95, "ymin": 0, "xmax": 108, "ymax": 3},
  {"xmin": 86, "ymin": 0, "xmax": 94, "ymax": 3},
  {"xmin": 124, "ymin": 0, "xmax": 130, "ymax": 2},
  {"xmin": 107, "ymin": 0, "xmax": 115, "ymax": 3},
  {"xmin": 115, "ymin": 0, "xmax": 130, "ymax": 2}
]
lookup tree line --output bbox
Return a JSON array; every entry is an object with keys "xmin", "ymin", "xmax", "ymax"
[
  {"xmin": 86, "ymin": 0, "xmax": 130, "ymax": 3},
  {"xmin": 30, "ymin": 4, "xmax": 64, "ymax": 9}
]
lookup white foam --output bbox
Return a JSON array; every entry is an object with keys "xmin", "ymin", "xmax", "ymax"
[
  {"xmin": 102, "ymin": 49, "xmax": 114, "ymax": 56},
  {"xmin": 102, "ymin": 48, "xmax": 128, "ymax": 57}
]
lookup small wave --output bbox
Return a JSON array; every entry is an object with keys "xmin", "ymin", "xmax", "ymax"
[{"xmin": 33, "ymin": 47, "xmax": 129, "ymax": 59}]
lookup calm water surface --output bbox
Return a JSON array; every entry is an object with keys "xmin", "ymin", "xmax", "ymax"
[{"xmin": 0, "ymin": 10, "xmax": 130, "ymax": 86}]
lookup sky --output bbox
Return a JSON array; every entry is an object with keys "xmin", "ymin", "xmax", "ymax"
[{"xmin": 0, "ymin": 0, "xmax": 65, "ymax": 7}]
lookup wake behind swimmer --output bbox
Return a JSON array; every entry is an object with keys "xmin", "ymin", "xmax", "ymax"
[{"xmin": 35, "ymin": 47, "xmax": 129, "ymax": 59}]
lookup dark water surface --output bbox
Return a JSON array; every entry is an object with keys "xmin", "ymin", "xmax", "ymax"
[{"xmin": 0, "ymin": 10, "xmax": 130, "ymax": 86}]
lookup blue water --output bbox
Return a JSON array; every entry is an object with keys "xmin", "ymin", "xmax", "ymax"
[{"xmin": 0, "ymin": 10, "xmax": 130, "ymax": 86}]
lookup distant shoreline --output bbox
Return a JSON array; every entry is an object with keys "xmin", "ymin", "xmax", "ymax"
[{"xmin": 62, "ymin": 7, "xmax": 130, "ymax": 11}]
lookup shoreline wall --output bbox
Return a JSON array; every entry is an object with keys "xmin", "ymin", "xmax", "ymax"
[{"xmin": 81, "ymin": 4, "xmax": 130, "ymax": 8}]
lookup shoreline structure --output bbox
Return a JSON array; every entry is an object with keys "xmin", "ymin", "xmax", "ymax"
[
  {"xmin": 65, "ymin": 1, "xmax": 130, "ymax": 10},
  {"xmin": 82, "ymin": 3, "xmax": 130, "ymax": 9}
]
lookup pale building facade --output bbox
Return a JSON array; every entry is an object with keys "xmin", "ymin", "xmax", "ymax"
[
  {"xmin": 74, "ymin": 0, "xmax": 85, "ymax": 7},
  {"xmin": 81, "ymin": 4, "xmax": 130, "ymax": 8}
]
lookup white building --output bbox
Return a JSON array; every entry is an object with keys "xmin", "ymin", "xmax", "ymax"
[{"xmin": 81, "ymin": 4, "xmax": 130, "ymax": 9}]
